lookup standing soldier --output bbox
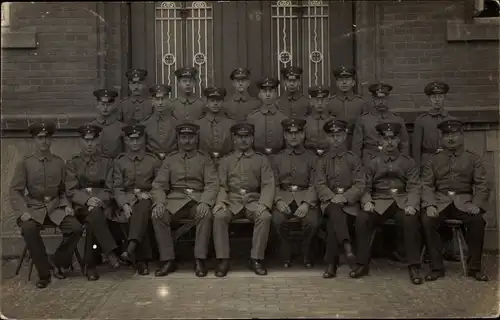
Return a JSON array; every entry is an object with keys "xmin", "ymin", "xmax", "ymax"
[
  {"xmin": 351, "ymin": 122, "xmax": 423, "ymax": 285},
  {"xmin": 195, "ymin": 87, "xmax": 237, "ymax": 163},
  {"xmin": 271, "ymin": 119, "xmax": 320, "ymax": 269},
  {"xmin": 305, "ymin": 86, "xmax": 335, "ymax": 156},
  {"xmin": 412, "ymin": 81, "xmax": 453, "ymax": 168},
  {"xmin": 315, "ymin": 119, "xmax": 365, "ymax": 278},
  {"xmin": 213, "ymin": 123, "xmax": 275, "ymax": 277},
  {"xmin": 247, "ymin": 77, "xmax": 288, "ymax": 155},
  {"xmin": 113, "ymin": 125, "xmax": 162, "ymax": 275},
  {"xmin": 223, "ymin": 68, "xmax": 260, "ymax": 122},
  {"xmin": 89, "ymin": 89, "xmax": 125, "ymax": 159},
  {"xmin": 421, "ymin": 119, "xmax": 489, "ymax": 282},
  {"xmin": 278, "ymin": 66, "xmax": 310, "ymax": 118},
  {"xmin": 119, "ymin": 68, "xmax": 153, "ymax": 125},
  {"xmin": 352, "ymin": 83, "xmax": 409, "ymax": 164},
  {"xmin": 10, "ymin": 122, "xmax": 82, "ymax": 288},
  {"xmin": 328, "ymin": 66, "xmax": 366, "ymax": 148},
  {"xmin": 65, "ymin": 124, "xmax": 122, "ymax": 281},
  {"xmin": 171, "ymin": 67, "xmax": 205, "ymax": 122},
  {"xmin": 151, "ymin": 123, "xmax": 218, "ymax": 278},
  {"xmin": 141, "ymin": 84, "xmax": 177, "ymax": 160}
]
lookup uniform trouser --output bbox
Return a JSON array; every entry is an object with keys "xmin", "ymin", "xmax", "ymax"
[
  {"xmin": 271, "ymin": 202, "xmax": 321, "ymax": 261},
  {"xmin": 76, "ymin": 207, "xmax": 117, "ymax": 267},
  {"xmin": 213, "ymin": 207, "xmax": 272, "ymax": 260},
  {"xmin": 324, "ymin": 203, "xmax": 352, "ymax": 263},
  {"xmin": 355, "ymin": 203, "xmax": 422, "ymax": 266},
  {"xmin": 18, "ymin": 215, "xmax": 82, "ymax": 279},
  {"xmin": 128, "ymin": 199, "xmax": 153, "ymax": 260},
  {"xmin": 152, "ymin": 201, "xmax": 212, "ymax": 261},
  {"xmin": 421, "ymin": 203, "xmax": 485, "ymax": 271}
]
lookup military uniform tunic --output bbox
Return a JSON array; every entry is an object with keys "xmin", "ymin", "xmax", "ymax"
[
  {"xmin": 89, "ymin": 116, "xmax": 125, "ymax": 159},
  {"xmin": 305, "ymin": 111, "xmax": 335, "ymax": 151},
  {"xmin": 246, "ymin": 105, "xmax": 288, "ymax": 154},
  {"xmin": 277, "ymin": 92, "xmax": 310, "ymax": 119},
  {"xmin": 222, "ymin": 93, "xmax": 260, "ymax": 122},
  {"xmin": 170, "ymin": 96, "xmax": 205, "ymax": 122},
  {"xmin": 119, "ymin": 96, "xmax": 154, "ymax": 125},
  {"xmin": 195, "ymin": 113, "xmax": 237, "ymax": 158},
  {"xmin": 328, "ymin": 93, "xmax": 365, "ymax": 133},
  {"xmin": 141, "ymin": 112, "xmax": 178, "ymax": 159}
]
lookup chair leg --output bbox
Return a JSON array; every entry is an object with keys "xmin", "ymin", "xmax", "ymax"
[
  {"xmin": 454, "ymin": 228, "xmax": 468, "ymax": 276},
  {"xmin": 27, "ymin": 258, "xmax": 34, "ymax": 281},
  {"xmin": 15, "ymin": 246, "xmax": 28, "ymax": 276}
]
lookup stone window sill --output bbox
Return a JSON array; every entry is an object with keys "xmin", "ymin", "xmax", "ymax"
[{"xmin": 447, "ymin": 19, "xmax": 500, "ymax": 41}]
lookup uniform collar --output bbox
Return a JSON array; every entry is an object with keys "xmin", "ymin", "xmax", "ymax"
[
  {"xmin": 233, "ymin": 92, "xmax": 250, "ymax": 102},
  {"xmin": 180, "ymin": 150, "xmax": 197, "ymax": 159},
  {"xmin": 427, "ymin": 108, "xmax": 448, "ymax": 117},
  {"xmin": 35, "ymin": 150, "xmax": 53, "ymax": 161},
  {"xmin": 96, "ymin": 114, "xmax": 118, "ymax": 125},
  {"xmin": 235, "ymin": 149, "xmax": 255, "ymax": 158},
  {"xmin": 311, "ymin": 110, "xmax": 329, "ymax": 120},
  {"xmin": 444, "ymin": 147, "xmax": 464, "ymax": 157},
  {"xmin": 328, "ymin": 145, "xmax": 347, "ymax": 157},
  {"xmin": 127, "ymin": 152, "xmax": 144, "ymax": 161},
  {"xmin": 371, "ymin": 107, "xmax": 390, "ymax": 117},
  {"xmin": 178, "ymin": 94, "xmax": 198, "ymax": 104},
  {"xmin": 383, "ymin": 151, "xmax": 400, "ymax": 162},
  {"xmin": 260, "ymin": 104, "xmax": 278, "ymax": 115},
  {"xmin": 335, "ymin": 92, "xmax": 355, "ymax": 101},
  {"xmin": 130, "ymin": 94, "xmax": 147, "ymax": 103},
  {"xmin": 81, "ymin": 152, "xmax": 98, "ymax": 163},
  {"xmin": 285, "ymin": 91, "xmax": 302, "ymax": 101},
  {"xmin": 205, "ymin": 112, "xmax": 223, "ymax": 123},
  {"xmin": 285, "ymin": 146, "xmax": 305, "ymax": 155}
]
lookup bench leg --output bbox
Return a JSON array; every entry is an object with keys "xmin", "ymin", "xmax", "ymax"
[
  {"xmin": 15, "ymin": 246, "xmax": 28, "ymax": 276},
  {"xmin": 453, "ymin": 228, "xmax": 468, "ymax": 276}
]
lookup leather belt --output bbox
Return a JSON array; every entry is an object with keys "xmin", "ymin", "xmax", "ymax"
[
  {"xmin": 229, "ymin": 187, "xmax": 260, "ymax": 195},
  {"xmin": 374, "ymin": 188, "xmax": 406, "ymax": 195},
  {"xmin": 333, "ymin": 187, "xmax": 346, "ymax": 194},
  {"xmin": 127, "ymin": 188, "xmax": 151, "ymax": 193},
  {"xmin": 157, "ymin": 152, "xmax": 166, "ymax": 160},
  {"xmin": 257, "ymin": 148, "xmax": 279, "ymax": 155},
  {"xmin": 423, "ymin": 147, "xmax": 443, "ymax": 154},
  {"xmin": 210, "ymin": 151, "xmax": 221, "ymax": 159},
  {"xmin": 315, "ymin": 149, "xmax": 326, "ymax": 156},
  {"xmin": 171, "ymin": 187, "xmax": 202, "ymax": 195},
  {"xmin": 280, "ymin": 184, "xmax": 308, "ymax": 192},
  {"xmin": 439, "ymin": 189, "xmax": 472, "ymax": 196},
  {"xmin": 31, "ymin": 195, "xmax": 54, "ymax": 202}
]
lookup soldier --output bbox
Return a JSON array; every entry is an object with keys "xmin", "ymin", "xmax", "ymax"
[
  {"xmin": 278, "ymin": 66, "xmax": 310, "ymax": 118},
  {"xmin": 222, "ymin": 68, "xmax": 260, "ymax": 122},
  {"xmin": 151, "ymin": 123, "xmax": 218, "ymax": 277},
  {"xmin": 305, "ymin": 86, "xmax": 335, "ymax": 156},
  {"xmin": 65, "ymin": 124, "xmax": 122, "ymax": 281},
  {"xmin": 171, "ymin": 67, "xmax": 205, "ymax": 122},
  {"xmin": 89, "ymin": 89, "xmax": 125, "ymax": 159},
  {"xmin": 271, "ymin": 119, "xmax": 320, "ymax": 268},
  {"xmin": 195, "ymin": 87, "xmax": 237, "ymax": 163},
  {"xmin": 247, "ymin": 77, "xmax": 288, "ymax": 155},
  {"xmin": 351, "ymin": 122, "xmax": 423, "ymax": 285},
  {"xmin": 119, "ymin": 68, "xmax": 153, "ymax": 125},
  {"xmin": 421, "ymin": 119, "xmax": 489, "ymax": 282},
  {"xmin": 314, "ymin": 119, "xmax": 365, "ymax": 278},
  {"xmin": 328, "ymin": 66, "xmax": 366, "ymax": 148},
  {"xmin": 412, "ymin": 81, "xmax": 454, "ymax": 168},
  {"xmin": 141, "ymin": 84, "xmax": 177, "ymax": 160},
  {"xmin": 10, "ymin": 122, "xmax": 82, "ymax": 288},
  {"xmin": 352, "ymin": 83, "xmax": 409, "ymax": 164},
  {"xmin": 213, "ymin": 123, "xmax": 275, "ymax": 277},
  {"xmin": 113, "ymin": 125, "xmax": 162, "ymax": 275}
]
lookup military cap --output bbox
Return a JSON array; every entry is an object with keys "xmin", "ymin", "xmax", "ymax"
[
  {"xmin": 281, "ymin": 66, "xmax": 303, "ymax": 80},
  {"xmin": 149, "ymin": 84, "xmax": 172, "ymax": 98},
  {"xmin": 77, "ymin": 124, "xmax": 102, "ymax": 140},
  {"xmin": 257, "ymin": 77, "xmax": 280, "ymax": 89},
  {"xmin": 333, "ymin": 66, "xmax": 356, "ymax": 78},
  {"xmin": 375, "ymin": 122, "xmax": 402, "ymax": 137},
  {"xmin": 203, "ymin": 87, "xmax": 227, "ymax": 100},
  {"xmin": 437, "ymin": 119, "xmax": 464, "ymax": 133},
  {"xmin": 125, "ymin": 68, "xmax": 148, "ymax": 81},
  {"xmin": 176, "ymin": 123, "xmax": 200, "ymax": 135},
  {"xmin": 28, "ymin": 122, "xmax": 56, "ymax": 137},
  {"xmin": 122, "ymin": 125, "xmax": 146, "ymax": 138},
  {"xmin": 230, "ymin": 123, "xmax": 255, "ymax": 136},
  {"xmin": 93, "ymin": 89, "xmax": 118, "ymax": 103},
  {"xmin": 308, "ymin": 86, "xmax": 330, "ymax": 98},
  {"xmin": 323, "ymin": 119, "xmax": 348, "ymax": 134},
  {"xmin": 174, "ymin": 67, "xmax": 198, "ymax": 79},
  {"xmin": 369, "ymin": 83, "xmax": 393, "ymax": 98},
  {"xmin": 230, "ymin": 68, "xmax": 251, "ymax": 80},
  {"xmin": 281, "ymin": 118, "xmax": 306, "ymax": 133},
  {"xmin": 424, "ymin": 81, "xmax": 450, "ymax": 95}
]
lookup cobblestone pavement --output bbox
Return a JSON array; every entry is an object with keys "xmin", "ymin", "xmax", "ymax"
[{"xmin": 1, "ymin": 255, "xmax": 499, "ymax": 319}]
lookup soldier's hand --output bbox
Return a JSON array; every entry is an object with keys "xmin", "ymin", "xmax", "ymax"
[
  {"xmin": 87, "ymin": 197, "xmax": 103, "ymax": 208},
  {"xmin": 122, "ymin": 204, "xmax": 132, "ymax": 220},
  {"xmin": 426, "ymin": 206, "xmax": 438, "ymax": 218},
  {"xmin": 331, "ymin": 194, "xmax": 347, "ymax": 204},
  {"xmin": 363, "ymin": 202, "xmax": 375, "ymax": 212},
  {"xmin": 276, "ymin": 200, "xmax": 291, "ymax": 214},
  {"xmin": 294, "ymin": 203, "xmax": 309, "ymax": 218},
  {"xmin": 466, "ymin": 203, "xmax": 481, "ymax": 215},
  {"xmin": 404, "ymin": 206, "xmax": 417, "ymax": 216},
  {"xmin": 65, "ymin": 206, "xmax": 75, "ymax": 216},
  {"xmin": 196, "ymin": 203, "xmax": 210, "ymax": 218},
  {"xmin": 138, "ymin": 192, "xmax": 151, "ymax": 200},
  {"xmin": 20, "ymin": 212, "xmax": 32, "ymax": 222},
  {"xmin": 213, "ymin": 202, "xmax": 227, "ymax": 214},
  {"xmin": 151, "ymin": 203, "xmax": 165, "ymax": 219}
]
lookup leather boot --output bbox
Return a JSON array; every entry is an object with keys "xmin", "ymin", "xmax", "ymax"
[
  {"xmin": 467, "ymin": 270, "xmax": 489, "ymax": 281},
  {"xmin": 215, "ymin": 259, "xmax": 230, "ymax": 277},
  {"xmin": 136, "ymin": 261, "xmax": 149, "ymax": 276},
  {"xmin": 155, "ymin": 260, "xmax": 177, "ymax": 277},
  {"xmin": 86, "ymin": 267, "xmax": 100, "ymax": 281},
  {"xmin": 36, "ymin": 276, "xmax": 51, "ymax": 289},
  {"xmin": 343, "ymin": 242, "xmax": 356, "ymax": 268},
  {"xmin": 107, "ymin": 252, "xmax": 121, "ymax": 269},
  {"xmin": 408, "ymin": 265, "xmax": 423, "ymax": 285},
  {"xmin": 195, "ymin": 259, "xmax": 208, "ymax": 277},
  {"xmin": 250, "ymin": 259, "xmax": 267, "ymax": 276},
  {"xmin": 349, "ymin": 264, "xmax": 369, "ymax": 279}
]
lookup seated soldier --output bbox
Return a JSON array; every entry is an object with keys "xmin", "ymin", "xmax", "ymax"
[
  {"xmin": 113, "ymin": 125, "xmax": 162, "ymax": 275},
  {"xmin": 271, "ymin": 119, "xmax": 320, "ymax": 269},
  {"xmin": 65, "ymin": 124, "xmax": 122, "ymax": 281},
  {"xmin": 305, "ymin": 86, "xmax": 335, "ymax": 157},
  {"xmin": 151, "ymin": 123, "xmax": 218, "ymax": 278},
  {"xmin": 421, "ymin": 119, "xmax": 490, "ymax": 282},
  {"xmin": 351, "ymin": 122, "xmax": 423, "ymax": 285},
  {"xmin": 10, "ymin": 122, "xmax": 82, "ymax": 288},
  {"xmin": 213, "ymin": 123, "xmax": 275, "ymax": 277},
  {"xmin": 315, "ymin": 119, "xmax": 365, "ymax": 278}
]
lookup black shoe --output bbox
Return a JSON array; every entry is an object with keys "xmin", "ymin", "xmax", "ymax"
[
  {"xmin": 467, "ymin": 270, "xmax": 489, "ymax": 282},
  {"xmin": 408, "ymin": 265, "xmax": 423, "ymax": 285},
  {"xmin": 195, "ymin": 259, "xmax": 208, "ymax": 277},
  {"xmin": 322, "ymin": 264, "xmax": 337, "ymax": 278},
  {"xmin": 86, "ymin": 267, "xmax": 100, "ymax": 281},
  {"xmin": 155, "ymin": 260, "xmax": 177, "ymax": 277},
  {"xmin": 136, "ymin": 261, "xmax": 149, "ymax": 276},
  {"xmin": 283, "ymin": 260, "xmax": 292, "ymax": 268},
  {"xmin": 215, "ymin": 259, "xmax": 230, "ymax": 277},
  {"xmin": 303, "ymin": 259, "xmax": 313, "ymax": 269},
  {"xmin": 48, "ymin": 256, "xmax": 66, "ymax": 280},
  {"xmin": 425, "ymin": 269, "xmax": 445, "ymax": 281},
  {"xmin": 250, "ymin": 259, "xmax": 267, "ymax": 276},
  {"xmin": 349, "ymin": 264, "xmax": 369, "ymax": 279},
  {"xmin": 36, "ymin": 277, "xmax": 51, "ymax": 289},
  {"xmin": 107, "ymin": 253, "xmax": 121, "ymax": 269},
  {"xmin": 120, "ymin": 251, "xmax": 132, "ymax": 262},
  {"xmin": 343, "ymin": 242, "xmax": 356, "ymax": 268}
]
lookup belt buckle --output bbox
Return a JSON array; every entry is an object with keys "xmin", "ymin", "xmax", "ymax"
[
  {"xmin": 436, "ymin": 148, "xmax": 443, "ymax": 153},
  {"xmin": 212, "ymin": 152, "xmax": 220, "ymax": 158},
  {"xmin": 290, "ymin": 185, "xmax": 298, "ymax": 192},
  {"xmin": 239, "ymin": 189, "xmax": 247, "ymax": 195},
  {"xmin": 265, "ymin": 148, "xmax": 272, "ymax": 154},
  {"xmin": 378, "ymin": 145, "xmax": 383, "ymax": 151},
  {"xmin": 85, "ymin": 188, "xmax": 92, "ymax": 193},
  {"xmin": 447, "ymin": 190, "xmax": 456, "ymax": 196},
  {"xmin": 43, "ymin": 196, "xmax": 52, "ymax": 202},
  {"xmin": 316, "ymin": 149, "xmax": 325, "ymax": 156},
  {"xmin": 390, "ymin": 188, "xmax": 399, "ymax": 194},
  {"xmin": 134, "ymin": 188, "xmax": 141, "ymax": 194},
  {"xmin": 158, "ymin": 153, "xmax": 165, "ymax": 160},
  {"xmin": 336, "ymin": 187, "xmax": 345, "ymax": 194},
  {"xmin": 185, "ymin": 188, "xmax": 194, "ymax": 194}
]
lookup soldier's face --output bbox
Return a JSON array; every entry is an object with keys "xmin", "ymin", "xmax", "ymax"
[
  {"xmin": 284, "ymin": 131, "xmax": 305, "ymax": 148},
  {"xmin": 178, "ymin": 133, "xmax": 198, "ymax": 151},
  {"xmin": 125, "ymin": 136, "xmax": 145, "ymax": 152},
  {"xmin": 81, "ymin": 138, "xmax": 100, "ymax": 155},
  {"xmin": 311, "ymin": 97, "xmax": 328, "ymax": 113},
  {"xmin": 329, "ymin": 132, "xmax": 347, "ymax": 148},
  {"xmin": 206, "ymin": 98, "xmax": 223, "ymax": 113},
  {"xmin": 336, "ymin": 78, "xmax": 355, "ymax": 92},
  {"xmin": 129, "ymin": 81, "xmax": 145, "ymax": 95},
  {"xmin": 35, "ymin": 136, "xmax": 52, "ymax": 151},
  {"xmin": 442, "ymin": 131, "xmax": 463, "ymax": 149},
  {"xmin": 429, "ymin": 94, "xmax": 446, "ymax": 108},
  {"xmin": 233, "ymin": 134, "xmax": 253, "ymax": 151},
  {"xmin": 179, "ymin": 78, "xmax": 195, "ymax": 93},
  {"xmin": 152, "ymin": 96, "xmax": 169, "ymax": 113},
  {"xmin": 233, "ymin": 79, "xmax": 250, "ymax": 93},
  {"xmin": 96, "ymin": 100, "xmax": 116, "ymax": 116},
  {"xmin": 380, "ymin": 135, "xmax": 400, "ymax": 152},
  {"xmin": 285, "ymin": 78, "xmax": 300, "ymax": 92},
  {"xmin": 373, "ymin": 97, "xmax": 387, "ymax": 109},
  {"xmin": 258, "ymin": 88, "xmax": 277, "ymax": 105}
]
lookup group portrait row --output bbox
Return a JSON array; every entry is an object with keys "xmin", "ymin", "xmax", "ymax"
[{"xmin": 10, "ymin": 65, "xmax": 491, "ymax": 290}]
